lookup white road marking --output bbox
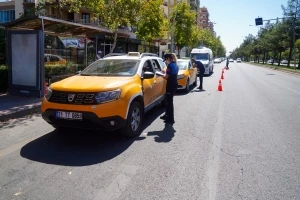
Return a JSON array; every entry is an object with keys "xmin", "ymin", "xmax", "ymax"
[{"xmin": 206, "ymin": 97, "xmax": 224, "ymax": 200}]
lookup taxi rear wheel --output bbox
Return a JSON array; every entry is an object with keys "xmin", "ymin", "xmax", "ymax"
[{"xmin": 121, "ymin": 101, "xmax": 143, "ymax": 138}]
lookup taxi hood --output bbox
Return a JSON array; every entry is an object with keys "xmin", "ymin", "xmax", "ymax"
[{"xmin": 50, "ymin": 75, "xmax": 137, "ymax": 92}]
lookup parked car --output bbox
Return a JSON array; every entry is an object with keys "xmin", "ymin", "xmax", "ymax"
[
  {"xmin": 236, "ymin": 58, "xmax": 242, "ymax": 63},
  {"xmin": 281, "ymin": 60, "xmax": 288, "ymax": 64},
  {"xmin": 44, "ymin": 54, "xmax": 66, "ymax": 65},
  {"xmin": 42, "ymin": 52, "xmax": 167, "ymax": 138},
  {"xmin": 176, "ymin": 59, "xmax": 198, "ymax": 93},
  {"xmin": 214, "ymin": 58, "xmax": 222, "ymax": 63}
]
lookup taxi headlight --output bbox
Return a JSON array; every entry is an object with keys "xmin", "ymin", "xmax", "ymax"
[
  {"xmin": 45, "ymin": 87, "xmax": 52, "ymax": 101},
  {"xmin": 177, "ymin": 74, "xmax": 185, "ymax": 80},
  {"xmin": 95, "ymin": 89, "xmax": 121, "ymax": 104}
]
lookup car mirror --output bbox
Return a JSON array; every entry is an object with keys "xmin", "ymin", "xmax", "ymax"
[
  {"xmin": 142, "ymin": 71, "xmax": 155, "ymax": 79},
  {"xmin": 75, "ymin": 70, "xmax": 82, "ymax": 75}
]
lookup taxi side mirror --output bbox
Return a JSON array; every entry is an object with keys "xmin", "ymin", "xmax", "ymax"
[{"xmin": 141, "ymin": 71, "xmax": 155, "ymax": 79}]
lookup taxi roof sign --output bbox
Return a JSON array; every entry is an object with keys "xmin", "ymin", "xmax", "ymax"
[{"xmin": 127, "ymin": 52, "xmax": 141, "ymax": 57}]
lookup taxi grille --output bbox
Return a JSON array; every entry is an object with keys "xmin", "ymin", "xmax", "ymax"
[{"xmin": 49, "ymin": 91, "xmax": 96, "ymax": 105}]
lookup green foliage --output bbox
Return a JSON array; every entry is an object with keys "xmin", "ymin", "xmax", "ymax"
[
  {"xmin": 65, "ymin": 0, "xmax": 141, "ymax": 53},
  {"xmin": 0, "ymin": 65, "xmax": 8, "ymax": 93},
  {"xmin": 172, "ymin": 2, "xmax": 195, "ymax": 49},
  {"xmin": 45, "ymin": 63, "xmax": 85, "ymax": 76},
  {"xmin": 135, "ymin": 0, "xmax": 165, "ymax": 44}
]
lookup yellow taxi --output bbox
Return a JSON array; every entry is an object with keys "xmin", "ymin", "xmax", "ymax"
[
  {"xmin": 176, "ymin": 58, "xmax": 198, "ymax": 92},
  {"xmin": 42, "ymin": 52, "xmax": 167, "ymax": 137}
]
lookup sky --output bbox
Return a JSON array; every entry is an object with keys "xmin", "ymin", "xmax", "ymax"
[{"xmin": 200, "ymin": 0, "xmax": 288, "ymax": 56}]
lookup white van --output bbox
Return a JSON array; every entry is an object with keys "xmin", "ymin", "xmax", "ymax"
[{"xmin": 190, "ymin": 46, "xmax": 214, "ymax": 75}]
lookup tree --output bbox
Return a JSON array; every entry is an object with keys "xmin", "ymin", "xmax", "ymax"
[
  {"xmin": 171, "ymin": 2, "xmax": 195, "ymax": 55},
  {"xmin": 135, "ymin": 0, "xmax": 165, "ymax": 51},
  {"xmin": 65, "ymin": 0, "xmax": 141, "ymax": 53}
]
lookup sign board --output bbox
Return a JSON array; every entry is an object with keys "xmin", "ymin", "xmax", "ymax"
[{"xmin": 255, "ymin": 18, "xmax": 263, "ymax": 26}]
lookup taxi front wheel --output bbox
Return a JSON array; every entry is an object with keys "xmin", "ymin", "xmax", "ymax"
[{"xmin": 120, "ymin": 101, "xmax": 143, "ymax": 138}]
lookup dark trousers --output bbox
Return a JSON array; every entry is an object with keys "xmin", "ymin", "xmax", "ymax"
[
  {"xmin": 165, "ymin": 87, "xmax": 176, "ymax": 121},
  {"xmin": 199, "ymin": 76, "xmax": 203, "ymax": 89}
]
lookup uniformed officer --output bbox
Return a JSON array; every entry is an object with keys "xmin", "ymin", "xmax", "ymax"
[
  {"xmin": 160, "ymin": 53, "xmax": 179, "ymax": 124},
  {"xmin": 191, "ymin": 58, "xmax": 205, "ymax": 90}
]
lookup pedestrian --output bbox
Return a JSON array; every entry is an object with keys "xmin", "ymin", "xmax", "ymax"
[
  {"xmin": 191, "ymin": 58, "xmax": 205, "ymax": 90},
  {"xmin": 226, "ymin": 58, "xmax": 229, "ymax": 69},
  {"xmin": 96, "ymin": 51, "xmax": 102, "ymax": 60},
  {"xmin": 160, "ymin": 53, "xmax": 179, "ymax": 124}
]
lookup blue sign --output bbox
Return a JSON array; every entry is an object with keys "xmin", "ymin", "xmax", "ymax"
[{"xmin": 255, "ymin": 18, "xmax": 263, "ymax": 26}]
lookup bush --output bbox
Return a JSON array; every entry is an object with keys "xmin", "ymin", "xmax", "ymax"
[
  {"xmin": 0, "ymin": 65, "xmax": 8, "ymax": 93},
  {"xmin": 45, "ymin": 64, "xmax": 86, "ymax": 76}
]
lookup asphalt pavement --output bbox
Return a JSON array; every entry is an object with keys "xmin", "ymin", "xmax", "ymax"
[{"xmin": 0, "ymin": 62, "xmax": 300, "ymax": 200}]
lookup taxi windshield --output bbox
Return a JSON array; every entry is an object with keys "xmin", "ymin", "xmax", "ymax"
[
  {"xmin": 81, "ymin": 59, "xmax": 140, "ymax": 76},
  {"xmin": 177, "ymin": 60, "xmax": 189, "ymax": 70}
]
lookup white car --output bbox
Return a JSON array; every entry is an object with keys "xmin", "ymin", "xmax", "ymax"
[
  {"xmin": 236, "ymin": 58, "xmax": 241, "ymax": 63},
  {"xmin": 214, "ymin": 58, "xmax": 222, "ymax": 63},
  {"xmin": 229, "ymin": 58, "xmax": 234, "ymax": 62}
]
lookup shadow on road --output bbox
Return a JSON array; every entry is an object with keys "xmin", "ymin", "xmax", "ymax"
[
  {"xmin": 147, "ymin": 124, "xmax": 176, "ymax": 143},
  {"xmin": 20, "ymin": 105, "xmax": 165, "ymax": 167}
]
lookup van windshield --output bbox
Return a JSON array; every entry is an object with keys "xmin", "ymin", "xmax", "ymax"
[{"xmin": 191, "ymin": 53, "xmax": 209, "ymax": 61}]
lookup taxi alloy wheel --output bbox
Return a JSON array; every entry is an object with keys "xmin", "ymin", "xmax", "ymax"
[
  {"xmin": 131, "ymin": 107, "xmax": 141, "ymax": 132},
  {"xmin": 121, "ymin": 101, "xmax": 143, "ymax": 138}
]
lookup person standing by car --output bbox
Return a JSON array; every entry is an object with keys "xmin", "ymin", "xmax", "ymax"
[
  {"xmin": 160, "ymin": 53, "xmax": 179, "ymax": 124},
  {"xmin": 191, "ymin": 58, "xmax": 205, "ymax": 90}
]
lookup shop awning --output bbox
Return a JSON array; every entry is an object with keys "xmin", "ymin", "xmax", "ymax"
[{"xmin": 2, "ymin": 16, "xmax": 132, "ymax": 38}]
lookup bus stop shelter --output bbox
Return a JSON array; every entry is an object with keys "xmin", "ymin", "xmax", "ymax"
[{"xmin": 3, "ymin": 16, "xmax": 131, "ymax": 98}]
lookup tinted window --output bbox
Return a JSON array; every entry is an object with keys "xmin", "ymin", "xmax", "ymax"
[
  {"xmin": 151, "ymin": 59, "xmax": 162, "ymax": 71},
  {"xmin": 143, "ymin": 60, "xmax": 154, "ymax": 73}
]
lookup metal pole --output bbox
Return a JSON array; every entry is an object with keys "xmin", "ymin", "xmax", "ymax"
[{"xmin": 171, "ymin": 1, "xmax": 179, "ymax": 53}]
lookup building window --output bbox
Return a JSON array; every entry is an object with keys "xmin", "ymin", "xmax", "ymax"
[
  {"xmin": 81, "ymin": 13, "xmax": 90, "ymax": 24},
  {"xmin": 0, "ymin": 10, "xmax": 15, "ymax": 23},
  {"xmin": 68, "ymin": 12, "xmax": 74, "ymax": 22}
]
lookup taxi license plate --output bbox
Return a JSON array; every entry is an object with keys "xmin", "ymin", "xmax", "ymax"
[{"xmin": 56, "ymin": 111, "xmax": 82, "ymax": 120}]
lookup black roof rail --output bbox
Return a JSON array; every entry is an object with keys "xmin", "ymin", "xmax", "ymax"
[{"xmin": 140, "ymin": 53, "xmax": 158, "ymax": 58}]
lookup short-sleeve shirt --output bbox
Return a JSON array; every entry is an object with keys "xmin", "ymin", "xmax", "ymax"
[{"xmin": 166, "ymin": 61, "xmax": 179, "ymax": 92}]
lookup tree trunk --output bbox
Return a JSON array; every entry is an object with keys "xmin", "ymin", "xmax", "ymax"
[
  {"xmin": 263, "ymin": 51, "xmax": 266, "ymax": 64},
  {"xmin": 288, "ymin": 46, "xmax": 293, "ymax": 67},
  {"xmin": 277, "ymin": 51, "xmax": 282, "ymax": 67},
  {"xmin": 110, "ymin": 32, "xmax": 118, "ymax": 53},
  {"xmin": 56, "ymin": 0, "xmax": 61, "ymax": 18},
  {"xmin": 298, "ymin": 53, "xmax": 300, "ymax": 69}
]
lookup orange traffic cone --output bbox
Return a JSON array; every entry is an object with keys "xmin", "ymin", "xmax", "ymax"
[
  {"xmin": 218, "ymin": 80, "xmax": 223, "ymax": 91},
  {"xmin": 221, "ymin": 73, "xmax": 224, "ymax": 80},
  {"xmin": 222, "ymin": 68, "xmax": 224, "ymax": 73}
]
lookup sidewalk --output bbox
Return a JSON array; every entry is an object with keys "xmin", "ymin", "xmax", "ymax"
[{"xmin": 0, "ymin": 93, "xmax": 42, "ymax": 122}]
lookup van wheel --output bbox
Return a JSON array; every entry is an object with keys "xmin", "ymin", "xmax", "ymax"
[
  {"xmin": 184, "ymin": 79, "xmax": 190, "ymax": 93},
  {"xmin": 120, "ymin": 101, "xmax": 143, "ymax": 138}
]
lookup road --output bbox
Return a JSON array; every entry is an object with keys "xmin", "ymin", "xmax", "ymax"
[{"xmin": 0, "ymin": 62, "xmax": 300, "ymax": 200}]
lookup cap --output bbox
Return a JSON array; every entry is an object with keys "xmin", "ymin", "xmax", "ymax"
[{"xmin": 163, "ymin": 53, "xmax": 172, "ymax": 62}]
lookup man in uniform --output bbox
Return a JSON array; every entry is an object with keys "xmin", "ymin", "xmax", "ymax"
[
  {"xmin": 191, "ymin": 58, "xmax": 205, "ymax": 90},
  {"xmin": 160, "ymin": 53, "xmax": 179, "ymax": 124}
]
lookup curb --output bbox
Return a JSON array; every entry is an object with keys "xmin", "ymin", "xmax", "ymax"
[
  {"xmin": 248, "ymin": 62, "xmax": 300, "ymax": 76},
  {"xmin": 0, "ymin": 103, "xmax": 41, "ymax": 122}
]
